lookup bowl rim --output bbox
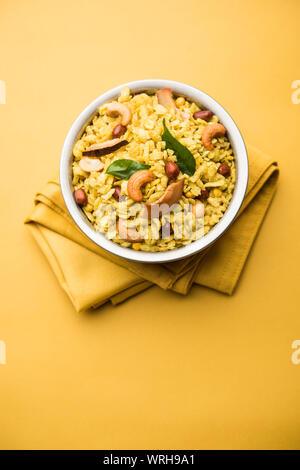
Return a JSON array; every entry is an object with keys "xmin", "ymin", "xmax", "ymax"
[{"xmin": 60, "ymin": 79, "xmax": 248, "ymax": 263}]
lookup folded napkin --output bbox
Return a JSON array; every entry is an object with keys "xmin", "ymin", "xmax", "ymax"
[{"xmin": 25, "ymin": 146, "xmax": 279, "ymax": 312}]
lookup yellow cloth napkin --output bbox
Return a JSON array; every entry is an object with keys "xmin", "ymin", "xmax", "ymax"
[{"xmin": 25, "ymin": 146, "xmax": 278, "ymax": 312}]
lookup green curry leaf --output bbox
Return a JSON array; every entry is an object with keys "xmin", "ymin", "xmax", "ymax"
[
  {"xmin": 106, "ymin": 159, "xmax": 151, "ymax": 180},
  {"xmin": 162, "ymin": 119, "xmax": 196, "ymax": 176}
]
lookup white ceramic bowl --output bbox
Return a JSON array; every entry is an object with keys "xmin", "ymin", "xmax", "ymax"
[{"xmin": 60, "ymin": 79, "xmax": 248, "ymax": 263}]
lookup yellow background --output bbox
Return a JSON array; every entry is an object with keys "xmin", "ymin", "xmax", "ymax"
[{"xmin": 0, "ymin": 0, "xmax": 300, "ymax": 450}]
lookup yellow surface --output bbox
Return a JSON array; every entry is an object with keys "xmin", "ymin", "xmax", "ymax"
[{"xmin": 0, "ymin": 0, "xmax": 299, "ymax": 450}]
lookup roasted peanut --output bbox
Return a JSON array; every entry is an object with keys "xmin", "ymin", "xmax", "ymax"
[
  {"xmin": 198, "ymin": 189, "xmax": 210, "ymax": 200},
  {"xmin": 112, "ymin": 124, "xmax": 126, "ymax": 138},
  {"xmin": 202, "ymin": 123, "xmax": 226, "ymax": 150},
  {"xmin": 193, "ymin": 110, "xmax": 213, "ymax": 121},
  {"xmin": 113, "ymin": 186, "xmax": 122, "ymax": 201},
  {"xmin": 217, "ymin": 164, "xmax": 231, "ymax": 176},
  {"xmin": 165, "ymin": 161, "xmax": 180, "ymax": 180},
  {"xmin": 74, "ymin": 188, "xmax": 88, "ymax": 207},
  {"xmin": 127, "ymin": 170, "xmax": 153, "ymax": 202},
  {"xmin": 106, "ymin": 102, "xmax": 132, "ymax": 126},
  {"xmin": 117, "ymin": 219, "xmax": 144, "ymax": 242}
]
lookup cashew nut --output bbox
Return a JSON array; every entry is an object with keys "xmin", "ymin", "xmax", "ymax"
[
  {"xmin": 157, "ymin": 88, "xmax": 176, "ymax": 111},
  {"xmin": 83, "ymin": 138, "xmax": 128, "ymax": 157},
  {"xmin": 202, "ymin": 123, "xmax": 226, "ymax": 150},
  {"xmin": 192, "ymin": 200, "xmax": 205, "ymax": 218},
  {"xmin": 106, "ymin": 102, "xmax": 132, "ymax": 126},
  {"xmin": 117, "ymin": 218, "xmax": 144, "ymax": 242},
  {"xmin": 127, "ymin": 170, "xmax": 153, "ymax": 202},
  {"xmin": 146, "ymin": 179, "xmax": 184, "ymax": 217},
  {"xmin": 79, "ymin": 157, "xmax": 104, "ymax": 172},
  {"xmin": 157, "ymin": 88, "xmax": 187, "ymax": 120}
]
